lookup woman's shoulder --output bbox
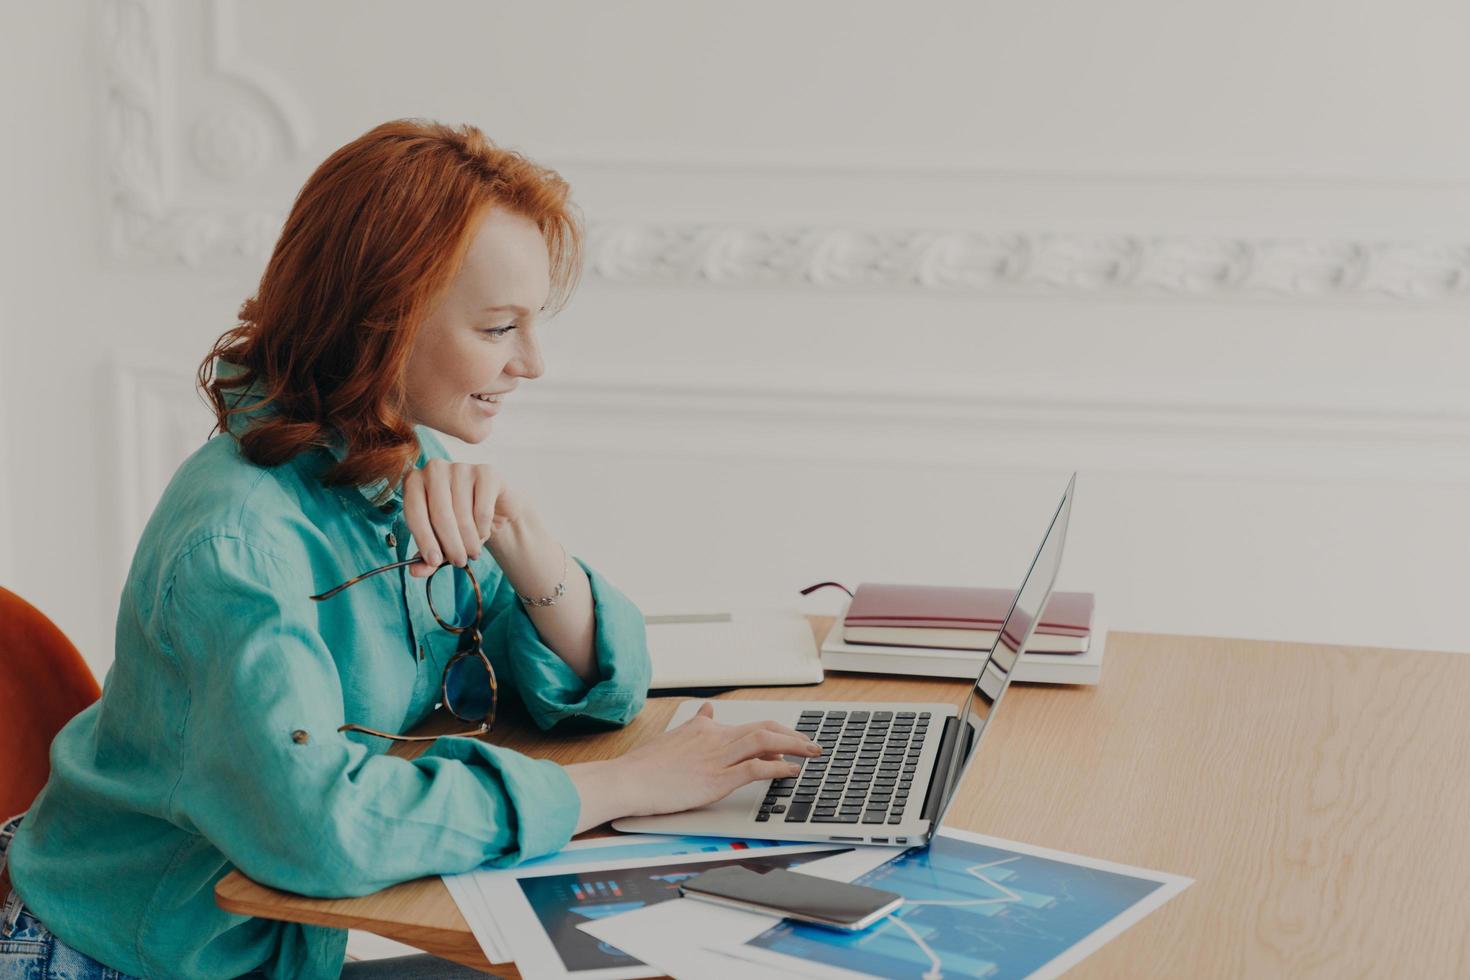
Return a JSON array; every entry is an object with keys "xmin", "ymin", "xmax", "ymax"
[{"xmin": 129, "ymin": 433, "xmax": 329, "ymax": 587}]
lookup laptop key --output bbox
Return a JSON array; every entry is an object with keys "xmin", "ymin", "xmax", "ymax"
[
  {"xmin": 784, "ymin": 801, "xmax": 813, "ymax": 822},
  {"xmin": 812, "ymin": 813, "xmax": 860, "ymax": 823},
  {"xmin": 862, "ymin": 811, "xmax": 886, "ymax": 824}
]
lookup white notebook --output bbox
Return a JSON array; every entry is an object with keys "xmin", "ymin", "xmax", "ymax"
[{"xmin": 644, "ymin": 607, "xmax": 825, "ymax": 690}]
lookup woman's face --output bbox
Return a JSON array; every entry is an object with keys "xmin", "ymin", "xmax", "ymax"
[{"xmin": 402, "ymin": 207, "xmax": 551, "ymax": 443}]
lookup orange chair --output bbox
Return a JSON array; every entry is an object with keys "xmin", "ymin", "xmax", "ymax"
[{"xmin": 0, "ymin": 587, "xmax": 101, "ymax": 818}]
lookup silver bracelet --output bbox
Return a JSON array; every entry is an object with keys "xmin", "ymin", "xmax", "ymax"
[{"xmin": 515, "ymin": 545, "xmax": 569, "ymax": 607}]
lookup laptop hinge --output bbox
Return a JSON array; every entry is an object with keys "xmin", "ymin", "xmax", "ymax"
[{"xmin": 920, "ymin": 715, "xmax": 961, "ymax": 824}]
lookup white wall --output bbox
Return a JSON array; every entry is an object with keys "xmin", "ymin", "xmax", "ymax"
[{"xmin": 4, "ymin": 0, "xmax": 1469, "ymax": 678}]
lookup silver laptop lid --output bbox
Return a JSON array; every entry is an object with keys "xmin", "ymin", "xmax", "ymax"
[{"xmin": 929, "ymin": 473, "xmax": 1076, "ymax": 829}]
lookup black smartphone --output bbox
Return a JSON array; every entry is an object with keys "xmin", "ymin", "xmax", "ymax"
[{"xmin": 678, "ymin": 865, "xmax": 902, "ymax": 931}]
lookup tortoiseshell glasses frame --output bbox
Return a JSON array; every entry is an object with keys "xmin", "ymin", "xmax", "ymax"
[{"xmin": 310, "ymin": 558, "xmax": 497, "ymax": 742}]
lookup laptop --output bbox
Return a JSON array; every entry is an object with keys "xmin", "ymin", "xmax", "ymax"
[{"xmin": 613, "ymin": 473, "xmax": 1076, "ymax": 847}]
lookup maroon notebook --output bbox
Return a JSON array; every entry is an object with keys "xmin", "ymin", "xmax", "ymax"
[{"xmin": 844, "ymin": 583, "xmax": 1093, "ymax": 635}]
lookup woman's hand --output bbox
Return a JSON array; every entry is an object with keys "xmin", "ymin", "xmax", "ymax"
[
  {"xmin": 564, "ymin": 703, "xmax": 822, "ymax": 832},
  {"xmin": 402, "ymin": 460, "xmax": 533, "ymax": 577}
]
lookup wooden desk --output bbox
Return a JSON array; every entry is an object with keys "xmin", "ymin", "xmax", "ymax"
[{"xmin": 217, "ymin": 621, "xmax": 1470, "ymax": 977}]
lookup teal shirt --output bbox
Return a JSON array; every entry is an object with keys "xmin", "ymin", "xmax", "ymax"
[{"xmin": 7, "ymin": 399, "xmax": 651, "ymax": 979}]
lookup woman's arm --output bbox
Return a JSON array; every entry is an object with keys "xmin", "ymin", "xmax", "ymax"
[
  {"xmin": 564, "ymin": 703, "xmax": 819, "ymax": 833},
  {"xmin": 162, "ymin": 534, "xmax": 587, "ymax": 896},
  {"xmin": 486, "ymin": 508, "xmax": 597, "ymax": 684}
]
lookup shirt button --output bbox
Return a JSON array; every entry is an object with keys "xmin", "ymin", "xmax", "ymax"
[
  {"xmin": 386, "ymin": 532, "xmax": 397, "ymax": 549},
  {"xmin": 291, "ymin": 729, "xmax": 310, "ymax": 745}
]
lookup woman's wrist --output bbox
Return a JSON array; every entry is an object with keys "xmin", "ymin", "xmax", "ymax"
[
  {"xmin": 487, "ymin": 509, "xmax": 562, "ymax": 597},
  {"xmin": 487, "ymin": 506, "xmax": 544, "ymax": 556},
  {"xmin": 564, "ymin": 759, "xmax": 633, "ymax": 833}
]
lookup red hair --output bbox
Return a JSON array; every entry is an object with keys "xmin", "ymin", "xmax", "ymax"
[{"xmin": 198, "ymin": 118, "xmax": 582, "ymax": 494}]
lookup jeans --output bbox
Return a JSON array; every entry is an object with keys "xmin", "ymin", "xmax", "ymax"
[{"xmin": 1, "ymin": 814, "xmax": 487, "ymax": 979}]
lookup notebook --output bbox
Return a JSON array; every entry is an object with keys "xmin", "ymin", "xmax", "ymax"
[
  {"xmin": 842, "ymin": 583, "xmax": 1094, "ymax": 653},
  {"xmin": 644, "ymin": 607, "xmax": 824, "ymax": 690},
  {"xmin": 821, "ymin": 598, "xmax": 1106, "ymax": 685}
]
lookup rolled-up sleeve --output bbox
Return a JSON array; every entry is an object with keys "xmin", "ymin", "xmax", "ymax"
[
  {"xmin": 160, "ymin": 534, "xmax": 580, "ymax": 898},
  {"xmin": 483, "ymin": 557, "xmax": 652, "ymax": 731}
]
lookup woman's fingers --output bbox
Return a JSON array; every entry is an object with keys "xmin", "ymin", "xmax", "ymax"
[
  {"xmin": 723, "ymin": 729, "xmax": 819, "ymax": 767},
  {"xmin": 451, "ymin": 464, "xmax": 482, "ymax": 561},
  {"xmin": 471, "ymin": 465, "xmax": 499, "ymax": 545},
  {"xmin": 401, "ymin": 461, "xmax": 517, "ymax": 576},
  {"xmin": 729, "ymin": 718, "xmax": 814, "ymax": 745},
  {"xmin": 402, "ymin": 468, "xmax": 439, "ymax": 577},
  {"xmin": 423, "ymin": 460, "xmax": 469, "ymax": 568},
  {"xmin": 725, "ymin": 757, "xmax": 802, "ymax": 792}
]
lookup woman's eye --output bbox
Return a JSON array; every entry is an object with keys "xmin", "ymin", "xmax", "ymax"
[{"xmin": 482, "ymin": 325, "xmax": 516, "ymax": 338}]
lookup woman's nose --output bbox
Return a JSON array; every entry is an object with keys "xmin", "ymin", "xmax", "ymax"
[{"xmin": 509, "ymin": 332, "xmax": 545, "ymax": 380}]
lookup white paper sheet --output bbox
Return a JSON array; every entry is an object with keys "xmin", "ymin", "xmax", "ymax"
[
  {"xmin": 442, "ymin": 869, "xmax": 510, "ymax": 962},
  {"xmin": 574, "ymin": 846, "xmax": 906, "ymax": 979}
]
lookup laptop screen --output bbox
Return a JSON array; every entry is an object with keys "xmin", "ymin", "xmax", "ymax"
[{"xmin": 929, "ymin": 473, "xmax": 1075, "ymax": 828}]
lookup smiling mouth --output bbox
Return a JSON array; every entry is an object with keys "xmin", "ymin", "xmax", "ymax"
[{"xmin": 471, "ymin": 393, "xmax": 502, "ymax": 403}]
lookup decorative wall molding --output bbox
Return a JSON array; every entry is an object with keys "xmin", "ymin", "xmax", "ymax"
[
  {"xmin": 111, "ymin": 360, "xmax": 1470, "ymax": 570},
  {"xmin": 549, "ymin": 145, "xmax": 1470, "ymax": 189},
  {"xmin": 586, "ymin": 224, "xmax": 1470, "ymax": 302},
  {"xmin": 102, "ymin": 0, "xmax": 301, "ymax": 267},
  {"xmin": 98, "ymin": 0, "xmax": 1470, "ymax": 304},
  {"xmin": 490, "ymin": 373, "xmax": 1470, "ymax": 487}
]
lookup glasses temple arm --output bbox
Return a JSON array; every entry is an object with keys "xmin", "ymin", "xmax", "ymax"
[{"xmin": 310, "ymin": 557, "xmax": 424, "ymax": 601}]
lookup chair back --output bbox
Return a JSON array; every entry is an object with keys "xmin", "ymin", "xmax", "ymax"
[{"xmin": 0, "ymin": 587, "xmax": 101, "ymax": 817}]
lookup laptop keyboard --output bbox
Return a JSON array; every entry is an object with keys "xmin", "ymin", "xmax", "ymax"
[{"xmin": 756, "ymin": 709, "xmax": 930, "ymax": 826}]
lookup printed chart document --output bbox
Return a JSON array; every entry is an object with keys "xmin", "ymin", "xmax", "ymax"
[
  {"xmin": 443, "ymin": 835, "xmax": 862, "ymax": 976},
  {"xmin": 443, "ymin": 835, "xmax": 802, "ymax": 964},
  {"xmin": 580, "ymin": 827, "xmax": 1191, "ymax": 980}
]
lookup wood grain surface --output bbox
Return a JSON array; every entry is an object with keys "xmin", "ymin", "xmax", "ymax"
[{"xmin": 216, "ymin": 620, "xmax": 1470, "ymax": 977}]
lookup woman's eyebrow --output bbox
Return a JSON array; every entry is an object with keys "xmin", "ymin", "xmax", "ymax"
[{"xmin": 479, "ymin": 303, "xmax": 547, "ymax": 315}]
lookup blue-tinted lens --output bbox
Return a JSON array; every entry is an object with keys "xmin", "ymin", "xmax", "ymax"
[{"xmin": 444, "ymin": 652, "xmax": 495, "ymax": 722}]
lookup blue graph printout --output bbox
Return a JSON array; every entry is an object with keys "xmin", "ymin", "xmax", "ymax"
[{"xmin": 746, "ymin": 834, "xmax": 1167, "ymax": 979}]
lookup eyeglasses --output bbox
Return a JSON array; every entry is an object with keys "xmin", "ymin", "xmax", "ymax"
[{"xmin": 310, "ymin": 558, "xmax": 497, "ymax": 742}]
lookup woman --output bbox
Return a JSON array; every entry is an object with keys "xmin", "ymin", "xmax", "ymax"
[{"xmin": 0, "ymin": 119, "xmax": 819, "ymax": 980}]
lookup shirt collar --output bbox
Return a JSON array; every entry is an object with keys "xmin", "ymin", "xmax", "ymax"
[{"xmin": 217, "ymin": 359, "xmax": 412, "ymax": 523}]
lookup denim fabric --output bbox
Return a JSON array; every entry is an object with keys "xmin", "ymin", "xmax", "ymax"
[{"xmin": 1, "ymin": 813, "xmax": 138, "ymax": 979}]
